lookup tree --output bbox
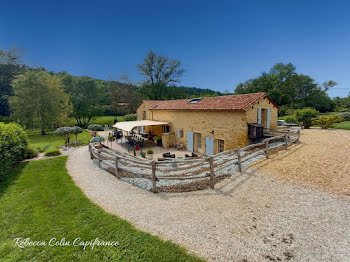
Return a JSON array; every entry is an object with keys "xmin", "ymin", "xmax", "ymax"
[
  {"xmin": 10, "ymin": 70, "xmax": 70, "ymax": 135},
  {"xmin": 54, "ymin": 127, "xmax": 73, "ymax": 146},
  {"xmin": 71, "ymin": 126, "xmax": 83, "ymax": 142},
  {"xmin": 109, "ymin": 74, "xmax": 143, "ymax": 115},
  {"xmin": 137, "ymin": 51, "xmax": 184, "ymax": 100},
  {"xmin": 234, "ymin": 63, "xmax": 336, "ymax": 112},
  {"xmin": 62, "ymin": 75, "xmax": 103, "ymax": 127},
  {"xmin": 0, "ymin": 48, "xmax": 27, "ymax": 116}
]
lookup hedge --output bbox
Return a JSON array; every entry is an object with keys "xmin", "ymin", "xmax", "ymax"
[
  {"xmin": 124, "ymin": 114, "xmax": 137, "ymax": 121},
  {"xmin": 0, "ymin": 122, "xmax": 29, "ymax": 177}
]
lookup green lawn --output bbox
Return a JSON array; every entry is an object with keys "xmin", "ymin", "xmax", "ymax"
[
  {"xmin": 0, "ymin": 157, "xmax": 202, "ymax": 261},
  {"xmin": 28, "ymin": 130, "xmax": 92, "ymax": 152},
  {"xmin": 334, "ymin": 121, "xmax": 350, "ymax": 130}
]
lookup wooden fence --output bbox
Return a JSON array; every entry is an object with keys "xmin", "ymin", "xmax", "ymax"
[{"xmin": 89, "ymin": 129, "xmax": 300, "ymax": 193}]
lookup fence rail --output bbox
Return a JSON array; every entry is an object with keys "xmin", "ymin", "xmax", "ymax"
[{"xmin": 89, "ymin": 129, "xmax": 300, "ymax": 193}]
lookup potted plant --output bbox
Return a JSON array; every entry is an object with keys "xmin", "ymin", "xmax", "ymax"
[
  {"xmin": 146, "ymin": 149, "xmax": 153, "ymax": 160},
  {"xmin": 154, "ymin": 136, "xmax": 162, "ymax": 147}
]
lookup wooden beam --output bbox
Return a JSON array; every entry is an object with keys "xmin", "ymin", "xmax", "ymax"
[
  {"xmin": 209, "ymin": 157, "xmax": 215, "ymax": 189},
  {"xmin": 151, "ymin": 161, "xmax": 157, "ymax": 193}
]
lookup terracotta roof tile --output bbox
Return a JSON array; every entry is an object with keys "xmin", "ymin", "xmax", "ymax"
[{"xmin": 143, "ymin": 93, "xmax": 278, "ymax": 111}]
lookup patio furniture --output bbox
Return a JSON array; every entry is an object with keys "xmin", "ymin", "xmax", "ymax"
[
  {"xmin": 163, "ymin": 152, "xmax": 171, "ymax": 157},
  {"xmin": 140, "ymin": 132, "xmax": 148, "ymax": 138},
  {"xmin": 174, "ymin": 142, "xmax": 184, "ymax": 150}
]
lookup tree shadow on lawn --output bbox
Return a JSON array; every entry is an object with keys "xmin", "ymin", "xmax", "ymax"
[{"xmin": 0, "ymin": 162, "xmax": 28, "ymax": 199}]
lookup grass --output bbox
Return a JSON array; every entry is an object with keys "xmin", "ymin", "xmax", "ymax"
[
  {"xmin": 334, "ymin": 121, "xmax": 350, "ymax": 130},
  {"xmin": 44, "ymin": 148, "xmax": 61, "ymax": 157},
  {"xmin": 0, "ymin": 157, "xmax": 202, "ymax": 261},
  {"xmin": 27, "ymin": 130, "xmax": 92, "ymax": 152}
]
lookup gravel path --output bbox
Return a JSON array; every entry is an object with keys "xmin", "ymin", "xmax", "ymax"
[
  {"xmin": 67, "ymin": 146, "xmax": 350, "ymax": 262},
  {"xmin": 251, "ymin": 129, "xmax": 350, "ymax": 197}
]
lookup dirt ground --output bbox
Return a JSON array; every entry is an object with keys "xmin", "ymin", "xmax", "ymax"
[{"xmin": 251, "ymin": 128, "xmax": 350, "ymax": 198}]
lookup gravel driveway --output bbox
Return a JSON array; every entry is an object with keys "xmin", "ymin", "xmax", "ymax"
[{"xmin": 67, "ymin": 146, "xmax": 350, "ymax": 262}]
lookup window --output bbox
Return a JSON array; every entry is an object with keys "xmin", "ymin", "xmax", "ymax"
[
  {"xmin": 163, "ymin": 126, "xmax": 170, "ymax": 133},
  {"xmin": 188, "ymin": 98, "xmax": 203, "ymax": 104},
  {"xmin": 142, "ymin": 111, "xmax": 146, "ymax": 120},
  {"xmin": 218, "ymin": 139, "xmax": 224, "ymax": 153},
  {"xmin": 177, "ymin": 130, "xmax": 184, "ymax": 138}
]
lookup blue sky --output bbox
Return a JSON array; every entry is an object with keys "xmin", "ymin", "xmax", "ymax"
[{"xmin": 1, "ymin": 0, "xmax": 349, "ymax": 97}]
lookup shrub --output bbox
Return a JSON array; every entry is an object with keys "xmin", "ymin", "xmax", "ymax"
[
  {"xmin": 146, "ymin": 149, "xmax": 153, "ymax": 154},
  {"xmin": 279, "ymin": 115, "xmax": 297, "ymax": 123},
  {"xmin": 0, "ymin": 122, "xmax": 29, "ymax": 177},
  {"xmin": 294, "ymin": 108, "xmax": 318, "ymax": 129},
  {"xmin": 285, "ymin": 115, "xmax": 297, "ymax": 123},
  {"xmin": 337, "ymin": 112, "xmax": 350, "ymax": 121},
  {"xmin": 313, "ymin": 115, "xmax": 343, "ymax": 129},
  {"xmin": 24, "ymin": 146, "xmax": 38, "ymax": 159},
  {"xmin": 278, "ymin": 106, "xmax": 291, "ymax": 117},
  {"xmin": 124, "ymin": 114, "xmax": 137, "ymax": 121},
  {"xmin": 87, "ymin": 124, "xmax": 103, "ymax": 131},
  {"xmin": 44, "ymin": 148, "xmax": 61, "ymax": 156}
]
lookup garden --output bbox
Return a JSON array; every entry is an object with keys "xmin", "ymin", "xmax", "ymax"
[{"xmin": 278, "ymin": 108, "xmax": 350, "ymax": 130}]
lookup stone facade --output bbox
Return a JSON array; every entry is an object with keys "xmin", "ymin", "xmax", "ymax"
[{"xmin": 136, "ymin": 96, "xmax": 278, "ymax": 154}]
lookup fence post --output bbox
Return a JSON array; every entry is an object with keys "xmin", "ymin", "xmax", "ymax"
[
  {"xmin": 98, "ymin": 150, "xmax": 102, "ymax": 167},
  {"xmin": 115, "ymin": 156, "xmax": 119, "ymax": 177},
  {"xmin": 264, "ymin": 139, "xmax": 269, "ymax": 158},
  {"xmin": 89, "ymin": 143, "xmax": 93, "ymax": 159},
  {"xmin": 209, "ymin": 157, "xmax": 215, "ymax": 189},
  {"xmin": 237, "ymin": 147, "xmax": 242, "ymax": 172},
  {"xmin": 284, "ymin": 135, "xmax": 288, "ymax": 150},
  {"xmin": 297, "ymin": 130, "xmax": 300, "ymax": 143},
  {"xmin": 151, "ymin": 161, "xmax": 157, "ymax": 193}
]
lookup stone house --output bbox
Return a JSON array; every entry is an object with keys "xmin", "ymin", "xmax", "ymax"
[{"xmin": 136, "ymin": 92, "xmax": 279, "ymax": 155}]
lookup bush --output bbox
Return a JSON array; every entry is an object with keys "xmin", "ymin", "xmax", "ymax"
[
  {"xmin": 278, "ymin": 106, "xmax": 291, "ymax": 117},
  {"xmin": 279, "ymin": 115, "xmax": 297, "ymax": 123},
  {"xmin": 124, "ymin": 114, "xmax": 137, "ymax": 121},
  {"xmin": 337, "ymin": 112, "xmax": 350, "ymax": 121},
  {"xmin": 0, "ymin": 116, "xmax": 12, "ymax": 124},
  {"xmin": 0, "ymin": 122, "xmax": 29, "ymax": 177},
  {"xmin": 24, "ymin": 146, "xmax": 38, "ymax": 159},
  {"xmin": 44, "ymin": 148, "xmax": 61, "ymax": 156},
  {"xmin": 294, "ymin": 108, "xmax": 318, "ymax": 129},
  {"xmin": 285, "ymin": 115, "xmax": 297, "ymax": 123},
  {"xmin": 313, "ymin": 115, "xmax": 343, "ymax": 129},
  {"xmin": 87, "ymin": 124, "xmax": 103, "ymax": 131},
  {"xmin": 146, "ymin": 149, "xmax": 153, "ymax": 154}
]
